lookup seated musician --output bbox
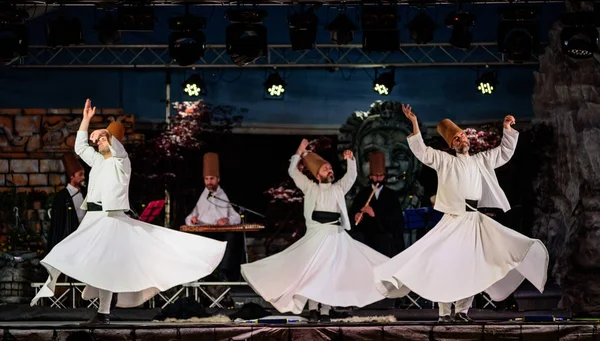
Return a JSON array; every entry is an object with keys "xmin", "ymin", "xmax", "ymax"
[
  {"xmin": 350, "ymin": 151, "xmax": 405, "ymax": 257},
  {"xmin": 185, "ymin": 152, "xmax": 242, "ymax": 281}
]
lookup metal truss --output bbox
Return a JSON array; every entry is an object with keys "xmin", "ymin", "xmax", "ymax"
[{"xmin": 9, "ymin": 43, "xmax": 540, "ymax": 69}]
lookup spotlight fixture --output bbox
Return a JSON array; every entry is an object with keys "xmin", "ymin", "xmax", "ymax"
[
  {"xmin": 94, "ymin": 12, "xmax": 121, "ymax": 45},
  {"xmin": 497, "ymin": 7, "xmax": 540, "ymax": 63},
  {"xmin": 264, "ymin": 72, "xmax": 286, "ymax": 99},
  {"xmin": 183, "ymin": 74, "xmax": 205, "ymax": 97},
  {"xmin": 407, "ymin": 11, "xmax": 437, "ymax": 44},
  {"xmin": 225, "ymin": 9, "xmax": 268, "ymax": 66},
  {"xmin": 362, "ymin": 5, "xmax": 400, "ymax": 52},
  {"xmin": 373, "ymin": 69, "xmax": 395, "ymax": 96},
  {"xmin": 476, "ymin": 70, "xmax": 498, "ymax": 95},
  {"xmin": 326, "ymin": 11, "xmax": 358, "ymax": 45},
  {"xmin": 289, "ymin": 6, "xmax": 320, "ymax": 50},
  {"xmin": 117, "ymin": 6, "xmax": 155, "ymax": 31},
  {"xmin": 560, "ymin": 12, "xmax": 598, "ymax": 59},
  {"xmin": 445, "ymin": 11, "xmax": 476, "ymax": 49},
  {"xmin": 168, "ymin": 15, "xmax": 207, "ymax": 67},
  {"xmin": 46, "ymin": 14, "xmax": 84, "ymax": 46}
]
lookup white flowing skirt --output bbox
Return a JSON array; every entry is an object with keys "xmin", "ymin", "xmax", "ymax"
[
  {"xmin": 374, "ymin": 212, "xmax": 549, "ymax": 303},
  {"xmin": 241, "ymin": 223, "xmax": 390, "ymax": 314},
  {"xmin": 30, "ymin": 211, "xmax": 227, "ymax": 308}
]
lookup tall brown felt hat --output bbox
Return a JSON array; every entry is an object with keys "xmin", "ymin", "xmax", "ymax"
[
  {"xmin": 203, "ymin": 152, "xmax": 220, "ymax": 177},
  {"xmin": 62, "ymin": 153, "xmax": 84, "ymax": 177},
  {"xmin": 369, "ymin": 151, "xmax": 386, "ymax": 175},
  {"xmin": 437, "ymin": 119, "xmax": 463, "ymax": 146},
  {"xmin": 302, "ymin": 152, "xmax": 329, "ymax": 178},
  {"xmin": 106, "ymin": 121, "xmax": 125, "ymax": 142}
]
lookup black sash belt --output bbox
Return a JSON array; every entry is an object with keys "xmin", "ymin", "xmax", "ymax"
[
  {"xmin": 466, "ymin": 200, "xmax": 478, "ymax": 212},
  {"xmin": 87, "ymin": 202, "xmax": 103, "ymax": 211},
  {"xmin": 312, "ymin": 211, "xmax": 341, "ymax": 225}
]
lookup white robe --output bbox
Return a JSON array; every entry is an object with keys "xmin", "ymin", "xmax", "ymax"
[
  {"xmin": 184, "ymin": 187, "xmax": 241, "ymax": 226},
  {"xmin": 30, "ymin": 131, "xmax": 227, "ymax": 308},
  {"xmin": 374, "ymin": 129, "xmax": 549, "ymax": 303},
  {"xmin": 240, "ymin": 154, "xmax": 391, "ymax": 314}
]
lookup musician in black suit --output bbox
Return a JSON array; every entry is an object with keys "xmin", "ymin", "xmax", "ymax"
[
  {"xmin": 47, "ymin": 153, "xmax": 87, "ymax": 253},
  {"xmin": 350, "ymin": 151, "xmax": 405, "ymax": 257}
]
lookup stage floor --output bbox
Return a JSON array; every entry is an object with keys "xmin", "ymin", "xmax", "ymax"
[{"xmin": 0, "ymin": 320, "xmax": 597, "ymax": 341}]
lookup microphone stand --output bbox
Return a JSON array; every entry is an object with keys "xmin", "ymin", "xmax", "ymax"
[{"xmin": 208, "ymin": 194, "xmax": 265, "ymax": 263}]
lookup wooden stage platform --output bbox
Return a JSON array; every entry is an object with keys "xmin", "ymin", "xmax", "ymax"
[{"xmin": 0, "ymin": 320, "xmax": 597, "ymax": 341}]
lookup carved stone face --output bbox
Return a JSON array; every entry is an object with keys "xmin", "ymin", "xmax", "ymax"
[{"xmin": 357, "ymin": 127, "xmax": 415, "ymax": 192}]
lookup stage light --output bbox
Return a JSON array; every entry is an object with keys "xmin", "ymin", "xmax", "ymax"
[
  {"xmin": 0, "ymin": 24, "xmax": 28, "ymax": 65},
  {"xmin": 183, "ymin": 74, "xmax": 204, "ymax": 97},
  {"xmin": 497, "ymin": 7, "xmax": 540, "ymax": 63},
  {"xmin": 407, "ymin": 11, "xmax": 437, "ymax": 44},
  {"xmin": 362, "ymin": 5, "xmax": 400, "ymax": 52},
  {"xmin": 476, "ymin": 71, "xmax": 497, "ymax": 95},
  {"xmin": 560, "ymin": 12, "xmax": 598, "ymax": 59},
  {"xmin": 289, "ymin": 6, "xmax": 319, "ymax": 50},
  {"xmin": 168, "ymin": 15, "xmax": 206, "ymax": 67},
  {"xmin": 94, "ymin": 12, "xmax": 121, "ymax": 45},
  {"xmin": 117, "ymin": 6, "xmax": 155, "ymax": 31},
  {"xmin": 264, "ymin": 72, "xmax": 286, "ymax": 99},
  {"xmin": 373, "ymin": 69, "xmax": 395, "ymax": 96},
  {"xmin": 46, "ymin": 15, "xmax": 84, "ymax": 46},
  {"xmin": 445, "ymin": 11, "xmax": 476, "ymax": 49},
  {"xmin": 226, "ymin": 9, "xmax": 268, "ymax": 66},
  {"xmin": 326, "ymin": 12, "xmax": 358, "ymax": 45}
]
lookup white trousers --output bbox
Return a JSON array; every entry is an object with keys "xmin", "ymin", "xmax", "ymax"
[
  {"xmin": 98, "ymin": 289, "xmax": 113, "ymax": 314},
  {"xmin": 438, "ymin": 296, "xmax": 474, "ymax": 316},
  {"xmin": 308, "ymin": 299, "xmax": 331, "ymax": 315}
]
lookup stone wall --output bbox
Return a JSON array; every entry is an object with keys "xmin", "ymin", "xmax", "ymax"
[
  {"xmin": 0, "ymin": 108, "xmax": 140, "ymax": 194},
  {"xmin": 531, "ymin": 1, "xmax": 600, "ymax": 315}
]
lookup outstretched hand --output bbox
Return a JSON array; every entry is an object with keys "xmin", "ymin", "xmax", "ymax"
[
  {"xmin": 343, "ymin": 149, "xmax": 354, "ymax": 160},
  {"xmin": 83, "ymin": 99, "xmax": 96, "ymax": 121},
  {"xmin": 296, "ymin": 138, "xmax": 310, "ymax": 156},
  {"xmin": 402, "ymin": 104, "xmax": 417, "ymax": 123},
  {"xmin": 90, "ymin": 129, "xmax": 109, "ymax": 143},
  {"xmin": 503, "ymin": 114, "xmax": 516, "ymax": 130}
]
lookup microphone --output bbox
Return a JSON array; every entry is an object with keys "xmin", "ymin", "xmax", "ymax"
[{"xmin": 207, "ymin": 191, "xmax": 213, "ymax": 199}]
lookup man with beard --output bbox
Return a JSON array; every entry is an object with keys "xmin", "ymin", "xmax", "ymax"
[
  {"xmin": 374, "ymin": 104, "xmax": 549, "ymax": 323},
  {"xmin": 241, "ymin": 139, "xmax": 392, "ymax": 323},
  {"xmin": 32, "ymin": 99, "xmax": 227, "ymax": 325},
  {"xmin": 47, "ymin": 153, "xmax": 87, "ymax": 253},
  {"xmin": 185, "ymin": 152, "xmax": 242, "ymax": 280},
  {"xmin": 350, "ymin": 151, "xmax": 405, "ymax": 257}
]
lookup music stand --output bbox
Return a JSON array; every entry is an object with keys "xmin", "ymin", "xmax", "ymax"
[
  {"xmin": 208, "ymin": 194, "xmax": 265, "ymax": 263},
  {"xmin": 139, "ymin": 200, "xmax": 165, "ymax": 224}
]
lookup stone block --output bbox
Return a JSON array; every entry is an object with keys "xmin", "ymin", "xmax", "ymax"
[
  {"xmin": 102, "ymin": 108, "xmax": 123, "ymax": 115},
  {"xmin": 41, "ymin": 115, "xmax": 80, "ymax": 150},
  {"xmin": 15, "ymin": 115, "xmax": 41, "ymax": 135},
  {"xmin": 0, "ymin": 187, "xmax": 11, "ymax": 192},
  {"xmin": 29, "ymin": 174, "xmax": 47, "ymax": 186},
  {"xmin": 16, "ymin": 187, "xmax": 31, "ymax": 193},
  {"xmin": 23, "ymin": 109, "xmax": 46, "ymax": 115},
  {"xmin": 0, "ymin": 109, "xmax": 21, "ymax": 115},
  {"xmin": 10, "ymin": 159, "xmax": 38, "ymax": 173},
  {"xmin": 0, "ymin": 174, "xmax": 4, "ymax": 186},
  {"xmin": 40, "ymin": 159, "xmax": 63, "ymax": 173},
  {"xmin": 47, "ymin": 108, "xmax": 73, "ymax": 114},
  {"xmin": 0, "ymin": 159, "xmax": 7, "ymax": 173},
  {"xmin": 7, "ymin": 174, "xmax": 28, "ymax": 186},
  {"xmin": 48, "ymin": 173, "xmax": 66, "ymax": 186},
  {"xmin": 33, "ymin": 187, "xmax": 55, "ymax": 194},
  {"xmin": 0, "ymin": 116, "xmax": 13, "ymax": 148}
]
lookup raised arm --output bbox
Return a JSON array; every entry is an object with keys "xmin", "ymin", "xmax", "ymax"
[
  {"xmin": 479, "ymin": 115, "xmax": 519, "ymax": 168},
  {"xmin": 74, "ymin": 99, "xmax": 102, "ymax": 167},
  {"xmin": 288, "ymin": 139, "xmax": 316, "ymax": 193},
  {"xmin": 337, "ymin": 150, "xmax": 357, "ymax": 194},
  {"xmin": 402, "ymin": 104, "xmax": 448, "ymax": 171}
]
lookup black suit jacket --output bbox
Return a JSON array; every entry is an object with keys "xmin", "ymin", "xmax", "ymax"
[
  {"xmin": 350, "ymin": 185, "xmax": 405, "ymax": 252},
  {"xmin": 46, "ymin": 186, "xmax": 87, "ymax": 253}
]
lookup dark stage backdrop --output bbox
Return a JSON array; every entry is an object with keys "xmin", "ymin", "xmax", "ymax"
[{"xmin": 127, "ymin": 129, "xmax": 537, "ymax": 238}]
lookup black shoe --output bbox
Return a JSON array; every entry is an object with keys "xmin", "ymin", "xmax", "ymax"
[
  {"xmin": 438, "ymin": 315, "xmax": 453, "ymax": 323},
  {"xmin": 320, "ymin": 314, "xmax": 331, "ymax": 323},
  {"xmin": 80, "ymin": 313, "xmax": 110, "ymax": 326},
  {"xmin": 454, "ymin": 312, "xmax": 473, "ymax": 323},
  {"xmin": 308, "ymin": 310, "xmax": 319, "ymax": 323}
]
